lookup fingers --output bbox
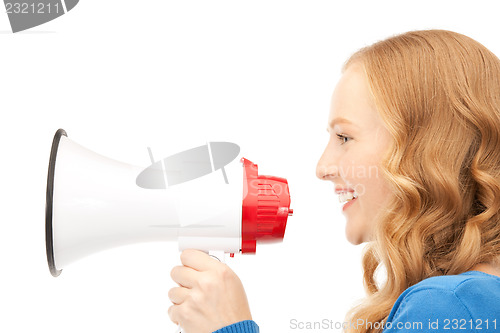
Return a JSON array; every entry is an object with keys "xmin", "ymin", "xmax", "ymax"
[
  {"xmin": 168, "ymin": 303, "xmax": 181, "ymax": 326},
  {"xmin": 180, "ymin": 249, "xmax": 220, "ymax": 272},
  {"xmin": 167, "ymin": 287, "xmax": 189, "ymax": 326},
  {"xmin": 170, "ymin": 265, "xmax": 199, "ymax": 289},
  {"xmin": 168, "ymin": 286, "xmax": 189, "ymax": 305}
]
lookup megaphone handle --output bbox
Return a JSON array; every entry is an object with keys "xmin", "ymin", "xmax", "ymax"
[{"xmin": 173, "ymin": 251, "xmax": 227, "ymax": 333}]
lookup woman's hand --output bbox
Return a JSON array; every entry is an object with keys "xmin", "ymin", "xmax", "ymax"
[{"xmin": 168, "ymin": 249, "xmax": 252, "ymax": 333}]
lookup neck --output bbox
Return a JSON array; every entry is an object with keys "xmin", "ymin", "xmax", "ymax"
[{"xmin": 470, "ymin": 261, "xmax": 500, "ymax": 278}]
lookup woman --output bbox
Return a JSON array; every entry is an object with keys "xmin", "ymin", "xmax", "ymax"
[{"xmin": 168, "ymin": 29, "xmax": 500, "ymax": 333}]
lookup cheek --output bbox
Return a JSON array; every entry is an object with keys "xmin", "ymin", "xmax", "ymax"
[
  {"xmin": 337, "ymin": 150, "xmax": 390, "ymax": 198},
  {"xmin": 360, "ymin": 158, "xmax": 391, "ymax": 208},
  {"xmin": 336, "ymin": 153, "xmax": 361, "ymax": 183},
  {"xmin": 351, "ymin": 155, "xmax": 386, "ymax": 197}
]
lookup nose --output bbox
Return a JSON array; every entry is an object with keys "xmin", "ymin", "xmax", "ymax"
[{"xmin": 316, "ymin": 144, "xmax": 338, "ymax": 181}]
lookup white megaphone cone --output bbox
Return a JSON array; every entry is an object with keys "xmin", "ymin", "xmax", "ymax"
[{"xmin": 45, "ymin": 129, "xmax": 293, "ymax": 277}]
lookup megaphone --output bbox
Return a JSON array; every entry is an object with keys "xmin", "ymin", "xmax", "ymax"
[{"xmin": 45, "ymin": 129, "xmax": 293, "ymax": 277}]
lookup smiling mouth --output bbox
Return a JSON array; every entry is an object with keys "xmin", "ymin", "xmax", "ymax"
[{"xmin": 338, "ymin": 191, "xmax": 358, "ymax": 204}]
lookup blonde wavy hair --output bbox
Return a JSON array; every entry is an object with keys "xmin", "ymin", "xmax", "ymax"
[{"xmin": 342, "ymin": 30, "xmax": 500, "ymax": 333}]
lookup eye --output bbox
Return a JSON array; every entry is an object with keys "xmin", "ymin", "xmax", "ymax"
[{"xmin": 336, "ymin": 133, "xmax": 351, "ymax": 145}]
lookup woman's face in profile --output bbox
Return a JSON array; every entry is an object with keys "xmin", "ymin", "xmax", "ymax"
[{"xmin": 316, "ymin": 63, "xmax": 393, "ymax": 245}]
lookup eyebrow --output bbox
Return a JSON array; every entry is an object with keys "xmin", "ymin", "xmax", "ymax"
[{"xmin": 326, "ymin": 117, "xmax": 358, "ymax": 132}]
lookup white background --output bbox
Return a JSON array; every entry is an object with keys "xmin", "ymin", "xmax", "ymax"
[{"xmin": 1, "ymin": 1, "xmax": 499, "ymax": 332}]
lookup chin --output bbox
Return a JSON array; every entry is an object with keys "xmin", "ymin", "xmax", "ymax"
[
  {"xmin": 345, "ymin": 231, "xmax": 363, "ymax": 245},
  {"xmin": 345, "ymin": 224, "xmax": 367, "ymax": 245},
  {"xmin": 348, "ymin": 238, "xmax": 364, "ymax": 245}
]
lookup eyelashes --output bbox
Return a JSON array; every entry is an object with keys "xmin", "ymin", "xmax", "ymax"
[{"xmin": 336, "ymin": 133, "xmax": 351, "ymax": 145}]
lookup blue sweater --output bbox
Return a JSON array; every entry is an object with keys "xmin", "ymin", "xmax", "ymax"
[
  {"xmin": 213, "ymin": 271, "xmax": 500, "ymax": 333},
  {"xmin": 382, "ymin": 270, "xmax": 500, "ymax": 332},
  {"xmin": 213, "ymin": 320, "xmax": 259, "ymax": 333}
]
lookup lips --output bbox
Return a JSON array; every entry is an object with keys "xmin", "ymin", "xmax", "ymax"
[
  {"xmin": 335, "ymin": 186, "xmax": 359, "ymax": 210},
  {"xmin": 335, "ymin": 186, "xmax": 355, "ymax": 194},
  {"xmin": 342, "ymin": 197, "xmax": 357, "ymax": 211}
]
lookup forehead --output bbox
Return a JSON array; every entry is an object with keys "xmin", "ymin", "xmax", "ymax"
[{"xmin": 328, "ymin": 64, "xmax": 379, "ymax": 130}]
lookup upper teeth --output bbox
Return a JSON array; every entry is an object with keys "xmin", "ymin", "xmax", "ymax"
[{"xmin": 338, "ymin": 191, "xmax": 358, "ymax": 203}]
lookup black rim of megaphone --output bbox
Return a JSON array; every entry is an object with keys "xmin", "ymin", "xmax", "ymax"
[{"xmin": 45, "ymin": 128, "xmax": 67, "ymax": 277}]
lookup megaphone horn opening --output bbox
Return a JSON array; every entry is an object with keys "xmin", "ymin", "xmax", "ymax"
[{"xmin": 45, "ymin": 128, "xmax": 67, "ymax": 277}]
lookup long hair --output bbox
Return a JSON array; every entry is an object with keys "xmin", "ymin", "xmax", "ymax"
[{"xmin": 342, "ymin": 30, "xmax": 500, "ymax": 333}]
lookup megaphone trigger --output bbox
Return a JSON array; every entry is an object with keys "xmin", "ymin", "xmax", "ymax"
[{"xmin": 208, "ymin": 250, "xmax": 226, "ymax": 264}]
